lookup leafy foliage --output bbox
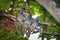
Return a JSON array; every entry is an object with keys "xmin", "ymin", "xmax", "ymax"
[
  {"xmin": 0, "ymin": 26, "xmax": 28, "ymax": 40},
  {"xmin": 0, "ymin": 0, "xmax": 60, "ymax": 40},
  {"xmin": 0, "ymin": 0, "xmax": 11, "ymax": 10}
]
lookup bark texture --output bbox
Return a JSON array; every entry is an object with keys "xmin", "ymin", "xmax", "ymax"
[{"xmin": 36, "ymin": 0, "xmax": 60, "ymax": 24}]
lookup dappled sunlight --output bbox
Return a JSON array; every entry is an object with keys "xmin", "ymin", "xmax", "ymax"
[{"xmin": 32, "ymin": 14, "xmax": 41, "ymax": 18}]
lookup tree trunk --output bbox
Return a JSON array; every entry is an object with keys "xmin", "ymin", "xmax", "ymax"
[{"xmin": 36, "ymin": 0, "xmax": 60, "ymax": 24}]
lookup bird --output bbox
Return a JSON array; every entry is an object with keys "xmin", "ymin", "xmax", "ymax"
[
  {"xmin": 24, "ymin": 14, "xmax": 32, "ymax": 38},
  {"xmin": 24, "ymin": 14, "xmax": 32, "ymax": 26},
  {"xmin": 31, "ymin": 18, "xmax": 39, "ymax": 31},
  {"xmin": 17, "ymin": 9, "xmax": 24, "ymax": 24},
  {"xmin": 17, "ymin": 8, "xmax": 26, "ymax": 36},
  {"xmin": 17, "ymin": 9, "xmax": 32, "ymax": 37}
]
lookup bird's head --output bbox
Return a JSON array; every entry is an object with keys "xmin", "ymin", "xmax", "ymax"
[
  {"xmin": 19, "ymin": 9, "xmax": 24, "ymax": 14},
  {"xmin": 35, "ymin": 18, "xmax": 39, "ymax": 23},
  {"xmin": 27, "ymin": 15, "xmax": 32, "ymax": 20}
]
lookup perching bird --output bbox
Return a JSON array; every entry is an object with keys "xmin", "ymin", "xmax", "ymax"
[
  {"xmin": 17, "ymin": 9, "xmax": 24, "ymax": 23},
  {"xmin": 24, "ymin": 14, "xmax": 32, "ymax": 37},
  {"xmin": 24, "ymin": 14, "xmax": 32, "ymax": 26},
  {"xmin": 31, "ymin": 18, "xmax": 39, "ymax": 31},
  {"xmin": 17, "ymin": 9, "xmax": 26, "ymax": 36},
  {"xmin": 17, "ymin": 9, "xmax": 32, "ymax": 37}
]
